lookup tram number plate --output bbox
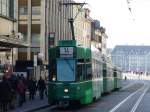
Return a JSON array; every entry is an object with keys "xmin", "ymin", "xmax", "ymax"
[
  {"xmin": 63, "ymin": 96, "xmax": 70, "ymax": 98},
  {"xmin": 60, "ymin": 47, "xmax": 74, "ymax": 58}
]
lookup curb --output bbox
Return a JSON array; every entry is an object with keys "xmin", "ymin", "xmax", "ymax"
[{"xmin": 24, "ymin": 104, "xmax": 50, "ymax": 112}]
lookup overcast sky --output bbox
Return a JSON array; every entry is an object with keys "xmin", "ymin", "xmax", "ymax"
[{"xmin": 75, "ymin": 0, "xmax": 150, "ymax": 48}]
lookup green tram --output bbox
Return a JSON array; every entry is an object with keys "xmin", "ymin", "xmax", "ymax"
[
  {"xmin": 102, "ymin": 59, "xmax": 114, "ymax": 94},
  {"xmin": 113, "ymin": 67, "xmax": 122, "ymax": 90},
  {"xmin": 48, "ymin": 40, "xmax": 122, "ymax": 107}
]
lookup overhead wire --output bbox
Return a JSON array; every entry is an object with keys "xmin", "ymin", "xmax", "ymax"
[{"xmin": 126, "ymin": 0, "xmax": 135, "ymax": 21}]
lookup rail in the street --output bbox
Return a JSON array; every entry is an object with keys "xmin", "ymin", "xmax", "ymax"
[{"xmin": 109, "ymin": 81, "xmax": 147, "ymax": 112}]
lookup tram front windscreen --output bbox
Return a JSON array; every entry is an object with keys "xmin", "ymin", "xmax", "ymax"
[{"xmin": 57, "ymin": 59, "xmax": 75, "ymax": 82}]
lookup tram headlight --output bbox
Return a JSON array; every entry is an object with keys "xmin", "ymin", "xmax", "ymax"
[
  {"xmin": 64, "ymin": 89, "xmax": 69, "ymax": 93},
  {"xmin": 52, "ymin": 76, "xmax": 56, "ymax": 81}
]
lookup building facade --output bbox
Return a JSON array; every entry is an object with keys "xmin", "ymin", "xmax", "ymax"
[
  {"xmin": 111, "ymin": 45, "xmax": 150, "ymax": 74},
  {"xmin": 91, "ymin": 20, "xmax": 108, "ymax": 56},
  {"xmin": 0, "ymin": 0, "xmax": 27, "ymax": 65},
  {"xmin": 47, "ymin": 0, "xmax": 91, "ymax": 47},
  {"xmin": 17, "ymin": 0, "xmax": 44, "ymax": 61},
  {"xmin": 17, "ymin": 0, "xmax": 93, "ymax": 62},
  {"xmin": 17, "ymin": 0, "xmax": 109, "ymax": 65}
]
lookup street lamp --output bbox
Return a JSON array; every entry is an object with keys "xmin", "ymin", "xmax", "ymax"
[
  {"xmin": 38, "ymin": 53, "xmax": 44, "ymax": 65},
  {"xmin": 37, "ymin": 53, "xmax": 44, "ymax": 78}
]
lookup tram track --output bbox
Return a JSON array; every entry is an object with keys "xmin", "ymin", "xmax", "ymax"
[
  {"xmin": 121, "ymin": 81, "xmax": 138, "ymax": 91},
  {"xmin": 130, "ymin": 85, "xmax": 149, "ymax": 112},
  {"xmin": 109, "ymin": 81, "xmax": 148, "ymax": 112}
]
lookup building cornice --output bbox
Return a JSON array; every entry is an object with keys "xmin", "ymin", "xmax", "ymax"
[{"xmin": 0, "ymin": 14, "xmax": 17, "ymax": 22}]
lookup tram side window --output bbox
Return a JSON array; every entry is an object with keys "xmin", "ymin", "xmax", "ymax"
[
  {"xmin": 96, "ymin": 61, "xmax": 102, "ymax": 78},
  {"xmin": 95, "ymin": 61, "xmax": 97, "ymax": 78},
  {"xmin": 96, "ymin": 61, "xmax": 100, "ymax": 78},
  {"xmin": 77, "ymin": 59, "xmax": 85, "ymax": 81},
  {"xmin": 99, "ymin": 63, "xmax": 103, "ymax": 78},
  {"xmin": 103, "ymin": 69, "xmax": 107, "ymax": 77},
  {"xmin": 114, "ymin": 70, "xmax": 117, "ymax": 77},
  {"xmin": 77, "ymin": 59, "xmax": 92, "ymax": 81},
  {"xmin": 92, "ymin": 59, "xmax": 96, "ymax": 79},
  {"xmin": 86, "ymin": 64, "xmax": 92, "ymax": 80},
  {"xmin": 107, "ymin": 66, "xmax": 112, "ymax": 78},
  {"xmin": 77, "ymin": 64, "xmax": 83, "ymax": 81},
  {"xmin": 108, "ymin": 67, "xmax": 111, "ymax": 77}
]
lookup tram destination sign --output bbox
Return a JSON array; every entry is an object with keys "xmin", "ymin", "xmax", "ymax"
[{"xmin": 59, "ymin": 47, "xmax": 74, "ymax": 58}]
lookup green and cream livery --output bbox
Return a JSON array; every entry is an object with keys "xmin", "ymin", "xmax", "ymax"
[{"xmin": 48, "ymin": 40, "xmax": 122, "ymax": 107}]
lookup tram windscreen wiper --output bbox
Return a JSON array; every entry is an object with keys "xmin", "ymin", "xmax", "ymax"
[{"xmin": 64, "ymin": 59, "xmax": 74, "ymax": 72}]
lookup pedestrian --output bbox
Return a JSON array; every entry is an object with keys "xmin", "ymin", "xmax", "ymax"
[
  {"xmin": 37, "ymin": 76, "xmax": 46, "ymax": 100},
  {"xmin": 28, "ymin": 77, "xmax": 37, "ymax": 100},
  {"xmin": 8, "ymin": 73, "xmax": 18, "ymax": 109},
  {"xmin": 20, "ymin": 74, "xmax": 27, "ymax": 103},
  {"xmin": 16, "ymin": 79, "xmax": 26, "ymax": 107},
  {"xmin": 45, "ymin": 77, "xmax": 48, "ymax": 97},
  {"xmin": 0, "ymin": 76, "xmax": 12, "ymax": 112},
  {"xmin": 125, "ymin": 76, "xmax": 127, "ymax": 80}
]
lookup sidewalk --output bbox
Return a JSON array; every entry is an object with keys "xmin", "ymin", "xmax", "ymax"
[{"xmin": 9, "ymin": 94, "xmax": 49, "ymax": 112}]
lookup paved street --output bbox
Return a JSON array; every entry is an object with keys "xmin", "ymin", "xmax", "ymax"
[
  {"xmin": 8, "ymin": 93, "xmax": 49, "ymax": 112},
  {"xmin": 33, "ymin": 79, "xmax": 150, "ymax": 112}
]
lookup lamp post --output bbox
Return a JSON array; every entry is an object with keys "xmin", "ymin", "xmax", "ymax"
[
  {"xmin": 38, "ymin": 53, "xmax": 44, "ymax": 65},
  {"xmin": 38, "ymin": 53, "xmax": 44, "ymax": 78}
]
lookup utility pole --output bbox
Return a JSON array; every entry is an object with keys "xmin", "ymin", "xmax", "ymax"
[{"xmin": 59, "ymin": 2, "xmax": 86, "ymax": 40}]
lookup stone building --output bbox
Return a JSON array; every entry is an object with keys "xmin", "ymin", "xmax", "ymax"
[
  {"xmin": 0, "ymin": 0, "xmax": 27, "ymax": 65},
  {"xmin": 111, "ymin": 45, "xmax": 150, "ymax": 74}
]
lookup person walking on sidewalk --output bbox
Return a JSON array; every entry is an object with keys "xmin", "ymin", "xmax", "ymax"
[
  {"xmin": 37, "ymin": 76, "xmax": 46, "ymax": 100},
  {"xmin": 20, "ymin": 74, "xmax": 27, "ymax": 103},
  {"xmin": 0, "ymin": 76, "xmax": 12, "ymax": 112},
  {"xmin": 8, "ymin": 73, "xmax": 18, "ymax": 109},
  {"xmin": 28, "ymin": 77, "xmax": 37, "ymax": 100},
  {"xmin": 16, "ymin": 79, "xmax": 26, "ymax": 107}
]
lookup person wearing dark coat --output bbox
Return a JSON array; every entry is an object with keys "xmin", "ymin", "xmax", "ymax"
[
  {"xmin": 0, "ymin": 76, "xmax": 12, "ymax": 112},
  {"xmin": 8, "ymin": 74, "xmax": 18, "ymax": 109},
  {"xmin": 16, "ymin": 79, "xmax": 26, "ymax": 107},
  {"xmin": 37, "ymin": 76, "xmax": 46, "ymax": 100},
  {"xmin": 28, "ymin": 77, "xmax": 37, "ymax": 100},
  {"xmin": 20, "ymin": 74, "xmax": 27, "ymax": 102}
]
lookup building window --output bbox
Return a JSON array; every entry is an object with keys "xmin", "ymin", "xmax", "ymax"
[
  {"xmin": 19, "ymin": 6, "xmax": 28, "ymax": 15},
  {"xmin": 31, "ymin": 34, "xmax": 40, "ymax": 47},
  {"xmin": 0, "ymin": 0, "xmax": 9, "ymax": 17},
  {"xmin": 32, "ymin": 6, "xmax": 40, "ymax": 15}
]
